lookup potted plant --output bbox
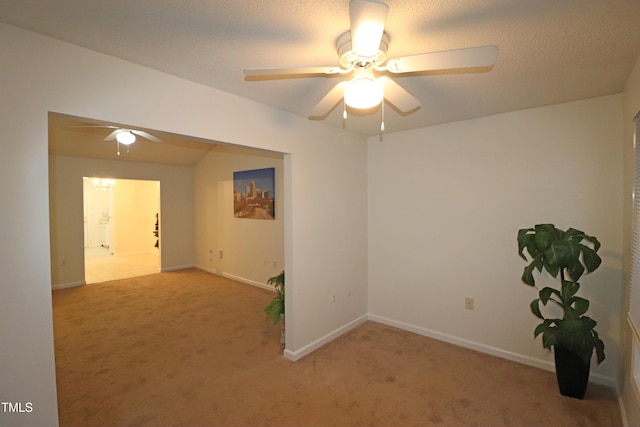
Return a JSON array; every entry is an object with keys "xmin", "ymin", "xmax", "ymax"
[
  {"xmin": 264, "ymin": 270, "xmax": 285, "ymax": 344},
  {"xmin": 517, "ymin": 224, "xmax": 605, "ymax": 399}
]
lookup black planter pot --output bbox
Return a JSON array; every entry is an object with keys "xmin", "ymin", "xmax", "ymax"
[{"xmin": 553, "ymin": 346, "xmax": 591, "ymax": 399}]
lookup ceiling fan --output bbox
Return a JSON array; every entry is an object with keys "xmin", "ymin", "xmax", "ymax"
[
  {"xmin": 70, "ymin": 125, "xmax": 162, "ymax": 155},
  {"xmin": 244, "ymin": 0, "xmax": 498, "ymax": 130}
]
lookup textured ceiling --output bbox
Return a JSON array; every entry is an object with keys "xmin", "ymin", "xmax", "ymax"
[{"xmin": 3, "ymin": 0, "xmax": 640, "ymax": 137}]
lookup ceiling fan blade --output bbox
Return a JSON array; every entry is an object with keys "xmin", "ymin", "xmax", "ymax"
[
  {"xmin": 379, "ymin": 77, "xmax": 420, "ymax": 113},
  {"xmin": 309, "ymin": 81, "xmax": 350, "ymax": 119},
  {"xmin": 132, "ymin": 130, "xmax": 162, "ymax": 143},
  {"xmin": 244, "ymin": 66, "xmax": 344, "ymax": 78},
  {"xmin": 349, "ymin": 0, "xmax": 389, "ymax": 58},
  {"xmin": 68, "ymin": 125, "xmax": 118, "ymax": 130},
  {"xmin": 385, "ymin": 45, "xmax": 498, "ymax": 74},
  {"xmin": 104, "ymin": 129, "xmax": 123, "ymax": 141}
]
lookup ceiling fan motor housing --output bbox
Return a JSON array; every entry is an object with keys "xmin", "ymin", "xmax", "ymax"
[{"xmin": 337, "ymin": 31, "xmax": 389, "ymax": 70}]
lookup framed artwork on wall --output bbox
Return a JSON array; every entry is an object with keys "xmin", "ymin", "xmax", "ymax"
[{"xmin": 233, "ymin": 167, "xmax": 275, "ymax": 220}]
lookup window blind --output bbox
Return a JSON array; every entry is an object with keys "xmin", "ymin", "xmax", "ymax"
[{"xmin": 629, "ymin": 111, "xmax": 640, "ymax": 338}]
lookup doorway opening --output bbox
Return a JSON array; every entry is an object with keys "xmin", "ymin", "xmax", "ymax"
[{"xmin": 83, "ymin": 177, "xmax": 160, "ymax": 283}]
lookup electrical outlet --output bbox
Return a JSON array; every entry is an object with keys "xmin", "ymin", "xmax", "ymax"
[{"xmin": 465, "ymin": 297, "xmax": 474, "ymax": 310}]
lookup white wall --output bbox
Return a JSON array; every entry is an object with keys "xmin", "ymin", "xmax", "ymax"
[
  {"xmin": 194, "ymin": 149, "xmax": 284, "ymax": 286},
  {"xmin": 0, "ymin": 24, "xmax": 368, "ymax": 427},
  {"xmin": 620, "ymin": 56, "xmax": 640, "ymax": 425},
  {"xmin": 49, "ymin": 155, "xmax": 193, "ymax": 288},
  {"xmin": 367, "ymin": 95, "xmax": 624, "ymax": 385}
]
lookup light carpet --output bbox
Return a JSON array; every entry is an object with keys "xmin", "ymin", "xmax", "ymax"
[{"xmin": 52, "ymin": 269, "xmax": 622, "ymax": 426}]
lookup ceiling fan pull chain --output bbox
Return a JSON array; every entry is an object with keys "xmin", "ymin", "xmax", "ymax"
[
  {"xmin": 380, "ymin": 99, "xmax": 385, "ymax": 132},
  {"xmin": 117, "ymin": 141, "xmax": 120, "ymax": 156},
  {"xmin": 343, "ymin": 98, "xmax": 348, "ymax": 121}
]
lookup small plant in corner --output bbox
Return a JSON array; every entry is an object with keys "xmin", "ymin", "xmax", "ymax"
[
  {"xmin": 517, "ymin": 224, "xmax": 605, "ymax": 399},
  {"xmin": 264, "ymin": 270, "xmax": 284, "ymax": 325}
]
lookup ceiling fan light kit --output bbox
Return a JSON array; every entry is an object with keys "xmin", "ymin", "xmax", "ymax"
[
  {"xmin": 105, "ymin": 128, "xmax": 162, "ymax": 145},
  {"xmin": 344, "ymin": 72, "xmax": 383, "ymax": 109},
  {"xmin": 243, "ymin": 0, "xmax": 498, "ymax": 132},
  {"xmin": 115, "ymin": 130, "xmax": 136, "ymax": 145},
  {"xmin": 68, "ymin": 124, "xmax": 163, "ymax": 156}
]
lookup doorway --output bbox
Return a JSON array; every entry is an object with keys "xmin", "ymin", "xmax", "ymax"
[{"xmin": 83, "ymin": 177, "xmax": 160, "ymax": 283}]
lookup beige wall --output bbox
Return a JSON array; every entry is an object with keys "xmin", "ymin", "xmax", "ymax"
[
  {"xmin": 49, "ymin": 155, "xmax": 194, "ymax": 289},
  {"xmin": 1, "ymin": 23, "xmax": 367, "ymax": 426},
  {"xmin": 194, "ymin": 149, "xmax": 284, "ymax": 286},
  {"xmin": 367, "ymin": 95, "xmax": 624, "ymax": 386},
  {"xmin": 113, "ymin": 179, "xmax": 159, "ymax": 255}
]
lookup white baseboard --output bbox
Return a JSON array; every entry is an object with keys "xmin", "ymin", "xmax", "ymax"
[
  {"xmin": 221, "ymin": 272, "xmax": 274, "ymax": 291},
  {"xmin": 52, "ymin": 280, "xmax": 86, "ymax": 290},
  {"xmin": 193, "ymin": 266, "xmax": 275, "ymax": 292},
  {"xmin": 367, "ymin": 313, "xmax": 616, "ymax": 389},
  {"xmin": 161, "ymin": 264, "xmax": 195, "ymax": 272},
  {"xmin": 619, "ymin": 389, "xmax": 630, "ymax": 427},
  {"xmin": 283, "ymin": 314, "xmax": 368, "ymax": 361},
  {"xmin": 194, "ymin": 265, "xmax": 217, "ymax": 275}
]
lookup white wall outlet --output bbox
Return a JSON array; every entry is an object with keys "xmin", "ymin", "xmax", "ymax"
[{"xmin": 465, "ymin": 297, "xmax": 474, "ymax": 310}]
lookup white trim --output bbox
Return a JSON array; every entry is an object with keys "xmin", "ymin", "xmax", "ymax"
[
  {"xmin": 619, "ymin": 391, "xmax": 631, "ymax": 427},
  {"xmin": 629, "ymin": 317, "xmax": 640, "ymax": 410},
  {"xmin": 283, "ymin": 314, "xmax": 368, "ymax": 361},
  {"xmin": 630, "ymin": 314, "xmax": 640, "ymax": 342},
  {"xmin": 222, "ymin": 272, "xmax": 274, "ymax": 292},
  {"xmin": 367, "ymin": 313, "xmax": 617, "ymax": 388},
  {"xmin": 160, "ymin": 264, "xmax": 195, "ymax": 272},
  {"xmin": 194, "ymin": 264, "xmax": 217, "ymax": 275},
  {"xmin": 52, "ymin": 280, "xmax": 86, "ymax": 290},
  {"xmin": 193, "ymin": 265, "xmax": 275, "ymax": 292}
]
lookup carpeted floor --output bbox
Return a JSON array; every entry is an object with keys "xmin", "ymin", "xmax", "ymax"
[{"xmin": 52, "ymin": 268, "xmax": 622, "ymax": 426}]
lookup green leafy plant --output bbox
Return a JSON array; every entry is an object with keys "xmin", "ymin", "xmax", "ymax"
[
  {"xmin": 517, "ymin": 224, "xmax": 605, "ymax": 365},
  {"xmin": 264, "ymin": 270, "xmax": 284, "ymax": 324}
]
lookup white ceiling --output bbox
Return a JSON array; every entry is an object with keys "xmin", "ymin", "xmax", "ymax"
[{"xmin": 3, "ymin": 0, "xmax": 640, "ymax": 137}]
